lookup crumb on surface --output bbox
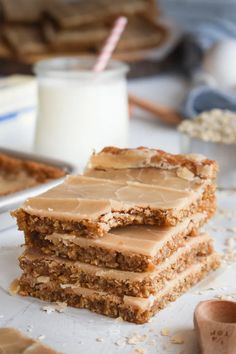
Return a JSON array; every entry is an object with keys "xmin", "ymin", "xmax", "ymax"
[
  {"xmin": 38, "ymin": 335, "xmax": 46, "ymax": 341},
  {"xmin": 160, "ymin": 328, "xmax": 170, "ymax": 337},
  {"xmin": 170, "ymin": 334, "xmax": 184, "ymax": 344},
  {"xmin": 127, "ymin": 334, "xmax": 147, "ymax": 345},
  {"xmin": 41, "ymin": 302, "xmax": 67, "ymax": 314},
  {"xmin": 129, "ymin": 348, "xmax": 147, "ymax": 354}
]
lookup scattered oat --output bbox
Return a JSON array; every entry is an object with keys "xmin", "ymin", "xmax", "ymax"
[
  {"xmin": 221, "ymin": 249, "xmax": 236, "ymax": 263},
  {"xmin": 127, "ymin": 334, "xmax": 147, "ymax": 345},
  {"xmin": 129, "ymin": 349, "xmax": 147, "ymax": 354},
  {"xmin": 115, "ymin": 316, "xmax": 124, "ymax": 322},
  {"xmin": 115, "ymin": 338, "xmax": 126, "ymax": 347},
  {"xmin": 38, "ymin": 335, "xmax": 45, "ymax": 341},
  {"xmin": 226, "ymin": 227, "xmax": 236, "ymax": 233},
  {"xmin": 160, "ymin": 328, "xmax": 170, "ymax": 336},
  {"xmin": 41, "ymin": 302, "xmax": 67, "ymax": 314},
  {"xmin": 215, "ymin": 295, "xmax": 229, "ymax": 300},
  {"xmin": 215, "ymin": 294, "xmax": 236, "ymax": 301},
  {"xmin": 96, "ymin": 337, "xmax": 104, "ymax": 342},
  {"xmin": 170, "ymin": 334, "xmax": 184, "ymax": 344},
  {"xmin": 41, "ymin": 305, "xmax": 54, "ymax": 314},
  {"xmin": 54, "ymin": 302, "xmax": 67, "ymax": 313},
  {"xmin": 178, "ymin": 109, "xmax": 236, "ymax": 144}
]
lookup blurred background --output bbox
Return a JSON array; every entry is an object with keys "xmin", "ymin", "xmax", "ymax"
[{"xmin": 160, "ymin": 0, "xmax": 236, "ymax": 25}]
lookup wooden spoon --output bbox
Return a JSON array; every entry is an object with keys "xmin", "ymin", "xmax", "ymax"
[
  {"xmin": 194, "ymin": 300, "xmax": 236, "ymax": 354},
  {"xmin": 128, "ymin": 94, "xmax": 183, "ymax": 125}
]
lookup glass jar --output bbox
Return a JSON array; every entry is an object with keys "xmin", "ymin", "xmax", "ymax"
[{"xmin": 34, "ymin": 57, "xmax": 129, "ymax": 170}]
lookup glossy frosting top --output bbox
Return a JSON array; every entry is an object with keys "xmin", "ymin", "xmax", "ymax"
[{"xmin": 22, "ymin": 175, "xmax": 202, "ymax": 221}]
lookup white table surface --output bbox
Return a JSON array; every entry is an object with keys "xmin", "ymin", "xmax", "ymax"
[{"xmin": 0, "ymin": 75, "xmax": 235, "ymax": 354}]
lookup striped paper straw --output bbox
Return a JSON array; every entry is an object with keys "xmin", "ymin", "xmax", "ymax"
[{"xmin": 93, "ymin": 16, "xmax": 128, "ymax": 72}]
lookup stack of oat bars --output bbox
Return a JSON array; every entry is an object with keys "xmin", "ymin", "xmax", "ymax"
[
  {"xmin": 13, "ymin": 147, "xmax": 220, "ymax": 324},
  {"xmin": 0, "ymin": 0, "xmax": 166, "ymax": 63}
]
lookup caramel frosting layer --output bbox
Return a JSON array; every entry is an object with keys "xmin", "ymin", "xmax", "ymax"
[
  {"xmin": 85, "ymin": 167, "xmax": 198, "ymax": 191},
  {"xmin": 23, "ymin": 233, "xmax": 212, "ymax": 284},
  {"xmin": 88, "ymin": 147, "xmax": 207, "ymax": 169},
  {"xmin": 68, "ymin": 253, "xmax": 219, "ymax": 311},
  {"xmin": 22, "ymin": 175, "xmax": 204, "ymax": 221},
  {"xmin": 0, "ymin": 328, "xmax": 59, "ymax": 354},
  {"xmin": 46, "ymin": 213, "xmax": 207, "ymax": 257}
]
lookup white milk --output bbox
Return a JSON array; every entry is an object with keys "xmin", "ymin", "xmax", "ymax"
[{"xmin": 34, "ymin": 58, "xmax": 129, "ymax": 170}]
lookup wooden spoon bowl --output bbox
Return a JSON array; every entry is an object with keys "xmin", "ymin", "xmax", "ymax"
[{"xmin": 194, "ymin": 300, "xmax": 236, "ymax": 354}]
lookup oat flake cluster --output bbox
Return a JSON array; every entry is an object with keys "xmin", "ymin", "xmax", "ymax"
[{"xmin": 178, "ymin": 109, "xmax": 236, "ymax": 144}]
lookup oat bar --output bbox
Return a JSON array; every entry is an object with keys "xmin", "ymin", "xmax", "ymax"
[
  {"xmin": 85, "ymin": 146, "xmax": 218, "ymax": 181},
  {"xmin": 19, "ymin": 233, "xmax": 214, "ymax": 298},
  {"xmin": 0, "ymin": 152, "xmax": 65, "ymax": 196},
  {"xmin": 0, "ymin": 328, "xmax": 60, "ymax": 353},
  {"xmin": 25, "ymin": 213, "xmax": 209, "ymax": 272},
  {"xmin": 45, "ymin": 0, "xmax": 156, "ymax": 29},
  {"xmin": 13, "ymin": 175, "xmax": 216, "ymax": 238},
  {"xmin": 3, "ymin": 25, "xmax": 48, "ymax": 55},
  {"xmin": 43, "ymin": 19, "xmax": 108, "ymax": 52},
  {"xmin": 18, "ymin": 253, "xmax": 220, "ymax": 324}
]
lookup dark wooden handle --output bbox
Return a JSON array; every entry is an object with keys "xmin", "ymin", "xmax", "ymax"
[{"xmin": 128, "ymin": 94, "xmax": 182, "ymax": 125}]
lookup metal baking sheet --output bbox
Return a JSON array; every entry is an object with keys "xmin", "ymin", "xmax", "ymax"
[{"xmin": 0, "ymin": 147, "xmax": 76, "ymax": 231}]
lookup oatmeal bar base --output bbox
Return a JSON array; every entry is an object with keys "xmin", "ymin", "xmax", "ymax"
[
  {"xmin": 13, "ymin": 184, "xmax": 216, "ymax": 238},
  {"xmin": 25, "ymin": 215, "xmax": 210, "ymax": 272},
  {"xmin": 19, "ymin": 234, "xmax": 214, "ymax": 298},
  {"xmin": 18, "ymin": 253, "xmax": 220, "ymax": 324}
]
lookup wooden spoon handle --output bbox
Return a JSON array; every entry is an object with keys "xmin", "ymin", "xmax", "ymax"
[{"xmin": 128, "ymin": 94, "xmax": 182, "ymax": 125}]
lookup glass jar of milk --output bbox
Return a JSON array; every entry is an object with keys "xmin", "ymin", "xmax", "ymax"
[{"xmin": 34, "ymin": 57, "xmax": 129, "ymax": 170}]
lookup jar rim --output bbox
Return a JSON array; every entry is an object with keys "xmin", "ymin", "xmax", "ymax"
[{"xmin": 34, "ymin": 56, "xmax": 129, "ymax": 80}]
